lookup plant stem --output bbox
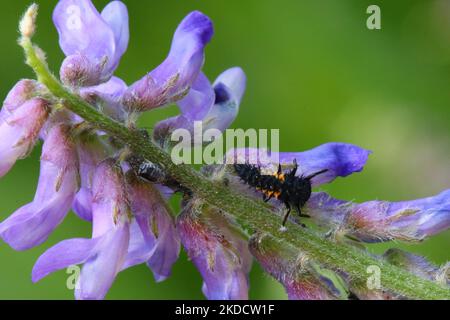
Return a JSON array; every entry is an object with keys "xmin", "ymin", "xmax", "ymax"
[{"xmin": 20, "ymin": 36, "xmax": 450, "ymax": 300}]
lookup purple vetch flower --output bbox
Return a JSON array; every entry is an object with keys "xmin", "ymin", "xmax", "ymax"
[
  {"xmin": 0, "ymin": 98, "xmax": 49, "ymax": 178},
  {"xmin": 305, "ymin": 190, "xmax": 450, "ymax": 242},
  {"xmin": 249, "ymin": 235, "xmax": 340, "ymax": 300},
  {"xmin": 226, "ymin": 143, "xmax": 371, "ymax": 187},
  {"xmin": 72, "ymin": 135, "xmax": 108, "ymax": 221},
  {"xmin": 0, "ymin": 124, "xmax": 79, "ymax": 251},
  {"xmin": 122, "ymin": 11, "xmax": 214, "ymax": 112},
  {"xmin": 32, "ymin": 160, "xmax": 131, "ymax": 300},
  {"xmin": 154, "ymin": 67, "xmax": 247, "ymax": 143},
  {"xmin": 123, "ymin": 173, "xmax": 180, "ymax": 282},
  {"xmin": 177, "ymin": 199, "xmax": 252, "ymax": 300},
  {"xmin": 54, "ymin": 0, "xmax": 129, "ymax": 86}
]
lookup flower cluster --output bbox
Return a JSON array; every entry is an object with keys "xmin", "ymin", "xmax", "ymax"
[{"xmin": 0, "ymin": 0, "xmax": 449, "ymax": 300}]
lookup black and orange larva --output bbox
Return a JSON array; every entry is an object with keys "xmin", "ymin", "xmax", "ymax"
[{"xmin": 234, "ymin": 160, "xmax": 328, "ymax": 226}]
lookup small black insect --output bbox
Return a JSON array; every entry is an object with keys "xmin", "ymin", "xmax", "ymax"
[
  {"xmin": 234, "ymin": 160, "xmax": 328, "ymax": 226},
  {"xmin": 127, "ymin": 155, "xmax": 192, "ymax": 196},
  {"xmin": 127, "ymin": 155, "xmax": 167, "ymax": 183}
]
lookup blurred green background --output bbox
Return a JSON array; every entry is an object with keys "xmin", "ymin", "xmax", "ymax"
[{"xmin": 0, "ymin": 0, "xmax": 449, "ymax": 299}]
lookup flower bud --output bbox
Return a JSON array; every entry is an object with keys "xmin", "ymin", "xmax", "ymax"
[
  {"xmin": 249, "ymin": 234, "xmax": 342, "ymax": 300},
  {"xmin": 2, "ymin": 80, "xmax": 43, "ymax": 115},
  {"xmin": 19, "ymin": 4, "xmax": 38, "ymax": 38},
  {"xmin": 60, "ymin": 54, "xmax": 104, "ymax": 87}
]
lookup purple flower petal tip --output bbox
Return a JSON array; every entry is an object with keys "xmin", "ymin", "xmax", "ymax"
[
  {"xmin": 226, "ymin": 143, "xmax": 371, "ymax": 186},
  {"xmin": 125, "ymin": 174, "xmax": 180, "ymax": 281},
  {"xmin": 278, "ymin": 143, "xmax": 372, "ymax": 186},
  {"xmin": 213, "ymin": 67, "xmax": 247, "ymax": 106},
  {"xmin": 123, "ymin": 11, "xmax": 213, "ymax": 112}
]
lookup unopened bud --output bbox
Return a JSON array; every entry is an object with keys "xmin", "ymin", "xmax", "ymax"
[{"xmin": 19, "ymin": 4, "xmax": 38, "ymax": 38}]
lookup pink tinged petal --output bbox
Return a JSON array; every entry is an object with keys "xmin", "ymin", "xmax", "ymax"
[
  {"xmin": 101, "ymin": 1, "xmax": 129, "ymax": 69},
  {"xmin": 249, "ymin": 235, "xmax": 340, "ymax": 300},
  {"xmin": 0, "ymin": 124, "xmax": 79, "ymax": 250},
  {"xmin": 306, "ymin": 190, "xmax": 450, "ymax": 243},
  {"xmin": 123, "ymin": 11, "xmax": 214, "ymax": 112},
  {"xmin": 0, "ymin": 98, "xmax": 49, "ymax": 178},
  {"xmin": 32, "ymin": 238, "xmax": 99, "ymax": 282},
  {"xmin": 177, "ymin": 200, "xmax": 252, "ymax": 300},
  {"xmin": 125, "ymin": 174, "xmax": 180, "ymax": 281},
  {"xmin": 91, "ymin": 160, "xmax": 130, "ymax": 237},
  {"xmin": 60, "ymin": 54, "xmax": 104, "ymax": 87},
  {"xmin": 2, "ymin": 80, "xmax": 43, "ymax": 115}
]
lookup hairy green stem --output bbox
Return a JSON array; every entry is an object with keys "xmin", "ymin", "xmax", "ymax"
[{"xmin": 20, "ymin": 35, "xmax": 450, "ymax": 299}]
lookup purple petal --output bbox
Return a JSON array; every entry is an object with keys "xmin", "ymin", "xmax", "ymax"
[
  {"xmin": 80, "ymin": 77, "xmax": 128, "ymax": 121},
  {"xmin": 0, "ymin": 125, "xmax": 78, "ymax": 250},
  {"xmin": 101, "ymin": 1, "xmax": 129, "ymax": 68},
  {"xmin": 73, "ymin": 160, "xmax": 131, "ymax": 300},
  {"xmin": 123, "ymin": 11, "xmax": 213, "ymax": 111},
  {"xmin": 226, "ymin": 143, "xmax": 371, "ymax": 186},
  {"xmin": 177, "ymin": 201, "xmax": 251, "ymax": 300},
  {"xmin": 122, "ymin": 221, "xmax": 155, "ymax": 270},
  {"xmin": 126, "ymin": 174, "xmax": 180, "ymax": 281},
  {"xmin": 53, "ymin": 0, "xmax": 115, "ymax": 59},
  {"xmin": 153, "ymin": 72, "xmax": 214, "ymax": 138},
  {"xmin": 72, "ymin": 136, "xmax": 108, "ymax": 221},
  {"xmin": 306, "ymin": 190, "xmax": 450, "ymax": 242},
  {"xmin": 75, "ymin": 220, "xmax": 130, "ymax": 300},
  {"xmin": 53, "ymin": 0, "xmax": 127, "ymax": 82},
  {"xmin": 178, "ymin": 72, "xmax": 215, "ymax": 121},
  {"xmin": 32, "ymin": 238, "xmax": 99, "ymax": 282},
  {"xmin": 72, "ymin": 188, "xmax": 93, "ymax": 221},
  {"xmin": 203, "ymin": 67, "xmax": 247, "ymax": 132},
  {"xmin": 0, "ymin": 98, "xmax": 49, "ymax": 178},
  {"xmin": 277, "ymin": 143, "xmax": 371, "ymax": 186}
]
